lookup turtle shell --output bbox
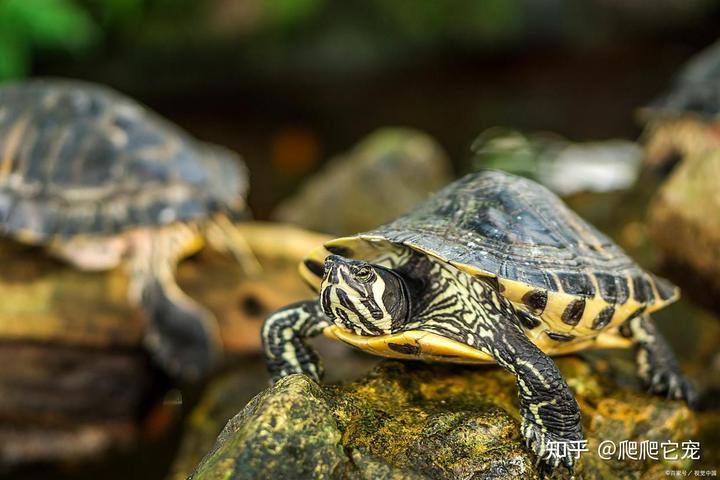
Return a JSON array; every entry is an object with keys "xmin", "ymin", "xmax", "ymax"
[
  {"xmin": 0, "ymin": 79, "xmax": 248, "ymax": 243},
  {"xmin": 642, "ymin": 40, "xmax": 720, "ymax": 121},
  {"xmin": 301, "ymin": 170, "xmax": 678, "ymax": 347}
]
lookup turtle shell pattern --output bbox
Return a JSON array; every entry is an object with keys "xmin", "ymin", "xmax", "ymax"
[
  {"xmin": 302, "ymin": 170, "xmax": 678, "ymax": 350},
  {"xmin": 0, "ymin": 79, "xmax": 247, "ymax": 243}
]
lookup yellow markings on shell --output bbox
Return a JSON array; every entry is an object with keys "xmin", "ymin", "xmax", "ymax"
[
  {"xmin": 647, "ymin": 274, "xmax": 680, "ymax": 308},
  {"xmin": 530, "ymin": 331, "xmax": 631, "ymax": 355},
  {"xmin": 303, "ymin": 236, "xmax": 655, "ymax": 355},
  {"xmin": 500, "ymin": 277, "xmax": 608, "ymax": 336},
  {"xmin": 500, "ymin": 272, "xmax": 662, "ymax": 345},
  {"xmin": 323, "ymin": 325, "xmax": 495, "ymax": 364},
  {"xmin": 0, "ymin": 112, "xmax": 31, "ymax": 180}
]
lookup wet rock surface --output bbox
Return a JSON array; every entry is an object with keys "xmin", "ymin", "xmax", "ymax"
[
  {"xmin": 189, "ymin": 357, "xmax": 697, "ymax": 480},
  {"xmin": 648, "ymin": 150, "xmax": 720, "ymax": 314}
]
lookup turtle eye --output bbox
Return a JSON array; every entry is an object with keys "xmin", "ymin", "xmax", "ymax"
[{"xmin": 354, "ymin": 266, "xmax": 374, "ymax": 282}]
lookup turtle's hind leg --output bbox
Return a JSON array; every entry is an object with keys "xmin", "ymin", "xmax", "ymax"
[
  {"xmin": 620, "ymin": 314, "xmax": 697, "ymax": 407},
  {"xmin": 127, "ymin": 224, "xmax": 222, "ymax": 382},
  {"xmin": 262, "ymin": 300, "xmax": 331, "ymax": 383}
]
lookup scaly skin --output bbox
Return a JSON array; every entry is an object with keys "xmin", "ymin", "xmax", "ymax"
[
  {"xmin": 262, "ymin": 294, "xmax": 585, "ymax": 474},
  {"xmin": 262, "ymin": 300, "xmax": 331, "ymax": 382},
  {"xmin": 621, "ymin": 314, "xmax": 697, "ymax": 408}
]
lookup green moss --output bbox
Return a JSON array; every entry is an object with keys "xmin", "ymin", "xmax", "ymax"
[{"xmin": 191, "ymin": 358, "xmax": 697, "ymax": 480}]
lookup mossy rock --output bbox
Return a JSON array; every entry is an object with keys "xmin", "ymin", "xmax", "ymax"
[{"xmin": 189, "ymin": 357, "xmax": 696, "ymax": 480}]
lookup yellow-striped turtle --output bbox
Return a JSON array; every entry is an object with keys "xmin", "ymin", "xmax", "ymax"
[
  {"xmin": 0, "ymin": 79, "xmax": 255, "ymax": 382},
  {"xmin": 262, "ymin": 170, "xmax": 695, "ymax": 474}
]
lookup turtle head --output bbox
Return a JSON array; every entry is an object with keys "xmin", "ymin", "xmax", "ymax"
[{"xmin": 320, "ymin": 255, "xmax": 410, "ymax": 336}]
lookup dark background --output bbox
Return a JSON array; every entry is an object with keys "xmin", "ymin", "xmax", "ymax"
[{"xmin": 5, "ymin": 0, "xmax": 719, "ymax": 216}]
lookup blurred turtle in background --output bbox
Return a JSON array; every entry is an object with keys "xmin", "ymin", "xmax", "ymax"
[
  {"xmin": 0, "ymin": 78, "xmax": 256, "ymax": 382},
  {"xmin": 472, "ymin": 127, "xmax": 642, "ymax": 196},
  {"xmin": 639, "ymin": 39, "xmax": 720, "ymax": 174},
  {"xmin": 273, "ymin": 127, "xmax": 452, "ymax": 236}
]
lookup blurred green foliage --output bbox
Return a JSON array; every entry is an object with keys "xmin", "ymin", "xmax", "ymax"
[
  {"xmin": 369, "ymin": 0, "xmax": 522, "ymax": 42},
  {"xmin": 0, "ymin": 0, "xmax": 716, "ymax": 83},
  {"xmin": 0, "ymin": 0, "xmax": 98, "ymax": 79},
  {"xmin": 89, "ymin": 0, "xmax": 146, "ymax": 28},
  {"xmin": 263, "ymin": 0, "xmax": 325, "ymax": 29}
]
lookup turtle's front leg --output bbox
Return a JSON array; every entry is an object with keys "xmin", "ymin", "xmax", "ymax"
[
  {"xmin": 620, "ymin": 314, "xmax": 697, "ymax": 407},
  {"xmin": 262, "ymin": 300, "xmax": 332, "ymax": 383},
  {"xmin": 482, "ymin": 320, "xmax": 583, "ymax": 475}
]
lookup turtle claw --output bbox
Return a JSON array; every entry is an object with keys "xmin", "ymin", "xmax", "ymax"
[
  {"xmin": 522, "ymin": 420, "xmax": 584, "ymax": 477},
  {"xmin": 646, "ymin": 368, "xmax": 697, "ymax": 408}
]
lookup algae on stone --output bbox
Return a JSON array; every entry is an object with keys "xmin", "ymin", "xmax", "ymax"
[
  {"xmin": 190, "ymin": 357, "xmax": 696, "ymax": 480},
  {"xmin": 190, "ymin": 375, "xmax": 346, "ymax": 480}
]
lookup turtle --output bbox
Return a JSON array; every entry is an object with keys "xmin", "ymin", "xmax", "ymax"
[
  {"xmin": 0, "ymin": 78, "xmax": 257, "ymax": 382},
  {"xmin": 262, "ymin": 169, "xmax": 696, "ymax": 474},
  {"xmin": 639, "ymin": 39, "xmax": 720, "ymax": 172}
]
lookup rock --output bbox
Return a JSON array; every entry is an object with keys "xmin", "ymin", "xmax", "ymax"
[
  {"xmin": 190, "ymin": 358, "xmax": 696, "ymax": 480},
  {"xmin": 273, "ymin": 128, "xmax": 452, "ymax": 236},
  {"xmin": 168, "ymin": 345, "xmax": 381, "ymax": 479},
  {"xmin": 191, "ymin": 375, "xmax": 345, "ymax": 480},
  {"xmin": 695, "ymin": 410, "xmax": 720, "ymax": 473},
  {"xmin": 640, "ymin": 116, "xmax": 720, "ymax": 174},
  {"xmin": 0, "ymin": 343, "xmax": 152, "ymax": 466},
  {"xmin": 167, "ymin": 364, "xmax": 273, "ymax": 480},
  {"xmin": 648, "ymin": 150, "xmax": 720, "ymax": 314}
]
